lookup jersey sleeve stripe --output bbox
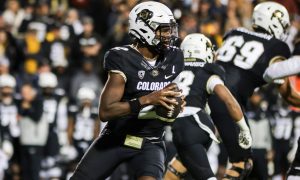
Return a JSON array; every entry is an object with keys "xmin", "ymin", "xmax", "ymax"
[
  {"xmin": 109, "ymin": 70, "xmax": 127, "ymax": 82},
  {"xmin": 206, "ymin": 75, "xmax": 224, "ymax": 94},
  {"xmin": 269, "ymin": 55, "xmax": 286, "ymax": 65}
]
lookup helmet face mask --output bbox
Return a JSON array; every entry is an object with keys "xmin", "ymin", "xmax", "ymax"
[
  {"xmin": 154, "ymin": 23, "xmax": 178, "ymax": 50},
  {"xmin": 252, "ymin": 2, "xmax": 290, "ymax": 40},
  {"xmin": 129, "ymin": 1, "xmax": 178, "ymax": 52}
]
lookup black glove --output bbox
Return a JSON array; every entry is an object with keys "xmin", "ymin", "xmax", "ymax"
[{"xmin": 203, "ymin": 63, "xmax": 226, "ymax": 81}]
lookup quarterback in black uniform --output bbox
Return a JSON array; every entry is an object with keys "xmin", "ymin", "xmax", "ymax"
[
  {"xmin": 164, "ymin": 34, "xmax": 251, "ymax": 180},
  {"xmin": 208, "ymin": 2, "xmax": 300, "ymax": 179},
  {"xmin": 70, "ymin": 1, "xmax": 184, "ymax": 180}
]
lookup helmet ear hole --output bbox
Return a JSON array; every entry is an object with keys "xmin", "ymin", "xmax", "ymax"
[{"xmin": 140, "ymin": 29, "xmax": 147, "ymax": 33}]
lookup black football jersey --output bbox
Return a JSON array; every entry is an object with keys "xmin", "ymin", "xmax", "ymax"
[
  {"xmin": 176, "ymin": 61, "xmax": 214, "ymax": 110},
  {"xmin": 69, "ymin": 105, "xmax": 98, "ymax": 141},
  {"xmin": 271, "ymin": 107, "xmax": 293, "ymax": 140},
  {"xmin": 217, "ymin": 28, "xmax": 291, "ymax": 106},
  {"xmin": 103, "ymin": 45, "xmax": 184, "ymax": 137},
  {"xmin": 0, "ymin": 103, "xmax": 18, "ymax": 143},
  {"xmin": 41, "ymin": 94, "xmax": 64, "ymax": 129}
]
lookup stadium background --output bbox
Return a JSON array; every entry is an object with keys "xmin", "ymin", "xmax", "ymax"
[{"xmin": 0, "ymin": 0, "xmax": 299, "ymax": 179}]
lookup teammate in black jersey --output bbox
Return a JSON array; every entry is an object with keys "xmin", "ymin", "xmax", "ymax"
[
  {"xmin": 164, "ymin": 34, "xmax": 251, "ymax": 180},
  {"xmin": 263, "ymin": 38, "xmax": 300, "ymax": 178},
  {"xmin": 70, "ymin": 1, "xmax": 184, "ymax": 180},
  {"xmin": 208, "ymin": 2, "xmax": 300, "ymax": 179}
]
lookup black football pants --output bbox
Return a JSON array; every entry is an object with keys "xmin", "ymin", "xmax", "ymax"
[
  {"xmin": 172, "ymin": 111, "xmax": 215, "ymax": 179},
  {"xmin": 70, "ymin": 134, "xmax": 166, "ymax": 180}
]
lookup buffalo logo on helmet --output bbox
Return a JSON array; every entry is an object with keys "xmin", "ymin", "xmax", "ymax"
[{"xmin": 137, "ymin": 9, "xmax": 153, "ymax": 22}]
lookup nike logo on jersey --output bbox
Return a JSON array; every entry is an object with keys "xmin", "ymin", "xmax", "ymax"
[{"xmin": 165, "ymin": 75, "xmax": 173, "ymax": 79}]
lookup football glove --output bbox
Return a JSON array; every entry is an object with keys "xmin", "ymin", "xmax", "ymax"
[{"xmin": 238, "ymin": 130, "xmax": 252, "ymax": 149}]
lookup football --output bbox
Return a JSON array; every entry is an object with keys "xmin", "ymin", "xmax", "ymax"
[{"xmin": 155, "ymin": 83, "xmax": 182, "ymax": 122}]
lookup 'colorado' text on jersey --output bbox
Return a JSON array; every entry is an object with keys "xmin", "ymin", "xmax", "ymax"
[
  {"xmin": 103, "ymin": 45, "xmax": 184, "ymax": 137},
  {"xmin": 217, "ymin": 28, "xmax": 291, "ymax": 106}
]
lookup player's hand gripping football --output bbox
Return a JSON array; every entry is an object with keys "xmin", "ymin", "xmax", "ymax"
[
  {"xmin": 180, "ymin": 95, "xmax": 186, "ymax": 112},
  {"xmin": 140, "ymin": 83, "xmax": 183, "ymax": 110},
  {"xmin": 238, "ymin": 130, "xmax": 252, "ymax": 149}
]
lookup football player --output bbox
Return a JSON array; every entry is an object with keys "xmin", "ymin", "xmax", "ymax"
[
  {"xmin": 164, "ymin": 34, "xmax": 251, "ymax": 180},
  {"xmin": 263, "ymin": 37, "xmax": 300, "ymax": 179},
  {"xmin": 208, "ymin": 2, "xmax": 300, "ymax": 179},
  {"xmin": 0, "ymin": 74, "xmax": 18, "ymax": 180},
  {"xmin": 38, "ymin": 72, "xmax": 64, "ymax": 179},
  {"xmin": 70, "ymin": 1, "xmax": 184, "ymax": 180},
  {"xmin": 68, "ymin": 87, "xmax": 100, "ymax": 161}
]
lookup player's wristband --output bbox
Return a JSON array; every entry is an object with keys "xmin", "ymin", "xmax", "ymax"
[
  {"xmin": 237, "ymin": 117, "xmax": 249, "ymax": 131},
  {"xmin": 128, "ymin": 98, "xmax": 142, "ymax": 114}
]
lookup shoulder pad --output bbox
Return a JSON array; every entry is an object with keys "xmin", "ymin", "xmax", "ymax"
[
  {"xmin": 103, "ymin": 47, "xmax": 126, "ymax": 72},
  {"xmin": 223, "ymin": 29, "xmax": 236, "ymax": 40},
  {"xmin": 268, "ymin": 40, "xmax": 291, "ymax": 59},
  {"xmin": 110, "ymin": 46, "xmax": 130, "ymax": 52},
  {"xmin": 203, "ymin": 63, "xmax": 226, "ymax": 81}
]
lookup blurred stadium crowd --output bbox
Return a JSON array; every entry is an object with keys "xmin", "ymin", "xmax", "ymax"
[{"xmin": 0, "ymin": 0, "xmax": 300, "ymax": 179}]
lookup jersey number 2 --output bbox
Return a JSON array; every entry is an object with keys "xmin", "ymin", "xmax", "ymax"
[{"xmin": 218, "ymin": 35, "xmax": 264, "ymax": 69}]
